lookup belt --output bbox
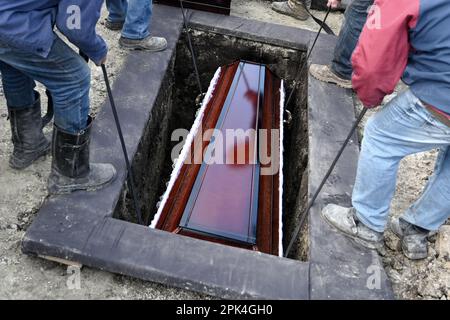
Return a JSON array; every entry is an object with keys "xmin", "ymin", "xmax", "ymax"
[{"xmin": 422, "ymin": 103, "xmax": 450, "ymax": 128}]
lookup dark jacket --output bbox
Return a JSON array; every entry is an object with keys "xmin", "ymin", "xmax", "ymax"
[{"xmin": 0, "ymin": 0, "xmax": 107, "ymax": 64}]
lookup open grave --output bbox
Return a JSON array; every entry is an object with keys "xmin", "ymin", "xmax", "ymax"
[{"xmin": 22, "ymin": 5, "xmax": 393, "ymax": 299}]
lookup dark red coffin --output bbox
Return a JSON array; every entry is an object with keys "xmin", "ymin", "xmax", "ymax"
[
  {"xmin": 154, "ymin": 0, "xmax": 231, "ymax": 15},
  {"xmin": 151, "ymin": 61, "xmax": 284, "ymax": 256}
]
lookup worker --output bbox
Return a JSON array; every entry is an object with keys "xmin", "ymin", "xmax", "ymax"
[
  {"xmin": 322, "ymin": 0, "xmax": 450, "ymax": 260},
  {"xmin": 271, "ymin": 0, "xmax": 310, "ymax": 21},
  {"xmin": 105, "ymin": 0, "xmax": 167, "ymax": 51},
  {"xmin": 0, "ymin": 0, "xmax": 116, "ymax": 194},
  {"xmin": 309, "ymin": 0, "xmax": 374, "ymax": 89}
]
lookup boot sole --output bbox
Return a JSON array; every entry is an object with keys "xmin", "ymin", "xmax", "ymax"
[
  {"xmin": 310, "ymin": 69, "xmax": 353, "ymax": 89},
  {"xmin": 402, "ymin": 244, "xmax": 428, "ymax": 260},
  {"xmin": 9, "ymin": 143, "xmax": 51, "ymax": 170},
  {"xmin": 105, "ymin": 23, "xmax": 123, "ymax": 31},
  {"xmin": 272, "ymin": 7, "xmax": 309, "ymax": 21},
  {"xmin": 402, "ymin": 242, "xmax": 428, "ymax": 260},
  {"xmin": 119, "ymin": 40, "xmax": 168, "ymax": 52},
  {"xmin": 48, "ymin": 172, "xmax": 117, "ymax": 195}
]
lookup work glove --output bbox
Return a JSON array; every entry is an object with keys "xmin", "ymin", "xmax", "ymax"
[
  {"xmin": 327, "ymin": 0, "xmax": 341, "ymax": 9},
  {"xmin": 97, "ymin": 55, "xmax": 107, "ymax": 67}
]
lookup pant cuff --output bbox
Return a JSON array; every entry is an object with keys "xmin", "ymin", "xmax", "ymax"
[
  {"xmin": 330, "ymin": 64, "xmax": 352, "ymax": 81},
  {"xmin": 121, "ymin": 31, "xmax": 150, "ymax": 41},
  {"xmin": 355, "ymin": 210, "xmax": 385, "ymax": 233},
  {"xmin": 400, "ymin": 212, "xmax": 434, "ymax": 232}
]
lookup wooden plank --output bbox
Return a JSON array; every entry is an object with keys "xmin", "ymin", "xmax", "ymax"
[{"xmin": 39, "ymin": 255, "xmax": 83, "ymax": 268}]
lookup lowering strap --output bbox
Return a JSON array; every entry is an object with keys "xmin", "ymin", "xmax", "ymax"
[
  {"xmin": 41, "ymin": 90, "xmax": 54, "ymax": 128},
  {"xmin": 305, "ymin": 5, "xmax": 336, "ymax": 35}
]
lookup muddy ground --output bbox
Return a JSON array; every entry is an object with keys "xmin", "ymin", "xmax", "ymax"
[{"xmin": 0, "ymin": 1, "xmax": 448, "ymax": 300}]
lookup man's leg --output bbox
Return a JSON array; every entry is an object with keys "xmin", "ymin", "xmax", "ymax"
[
  {"xmin": 0, "ymin": 37, "xmax": 116, "ymax": 194},
  {"xmin": 105, "ymin": 0, "xmax": 128, "ymax": 31},
  {"xmin": 401, "ymin": 147, "xmax": 450, "ymax": 231},
  {"xmin": 118, "ymin": 0, "xmax": 167, "ymax": 51},
  {"xmin": 0, "ymin": 62, "xmax": 35, "ymax": 107},
  {"xmin": 309, "ymin": 0, "xmax": 373, "ymax": 88},
  {"xmin": 352, "ymin": 90, "xmax": 450, "ymax": 232},
  {"xmin": 331, "ymin": 0, "xmax": 374, "ymax": 79},
  {"xmin": 121, "ymin": 0, "xmax": 151, "ymax": 40},
  {"xmin": 272, "ymin": 0, "xmax": 310, "ymax": 21},
  {"xmin": 0, "ymin": 61, "xmax": 50, "ymax": 169},
  {"xmin": 388, "ymin": 146, "xmax": 450, "ymax": 259},
  {"xmin": 0, "ymin": 38, "xmax": 90, "ymax": 133},
  {"xmin": 322, "ymin": 90, "xmax": 450, "ymax": 249}
]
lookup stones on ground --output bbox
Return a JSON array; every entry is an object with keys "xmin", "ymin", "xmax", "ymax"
[
  {"xmin": 436, "ymin": 225, "xmax": 450, "ymax": 261},
  {"xmin": 384, "ymin": 231, "xmax": 401, "ymax": 251},
  {"xmin": 387, "ymin": 269, "xmax": 402, "ymax": 284},
  {"xmin": 416, "ymin": 270, "xmax": 450, "ymax": 299}
]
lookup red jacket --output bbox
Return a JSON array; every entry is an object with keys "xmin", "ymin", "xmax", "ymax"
[{"xmin": 352, "ymin": 0, "xmax": 450, "ymax": 117}]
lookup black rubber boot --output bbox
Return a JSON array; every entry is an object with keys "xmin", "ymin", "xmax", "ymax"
[
  {"xmin": 8, "ymin": 91, "xmax": 51, "ymax": 170},
  {"xmin": 47, "ymin": 116, "xmax": 117, "ymax": 195}
]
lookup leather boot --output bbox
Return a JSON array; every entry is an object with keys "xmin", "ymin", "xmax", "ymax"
[
  {"xmin": 8, "ymin": 91, "xmax": 51, "ymax": 170},
  {"xmin": 47, "ymin": 116, "xmax": 117, "ymax": 195}
]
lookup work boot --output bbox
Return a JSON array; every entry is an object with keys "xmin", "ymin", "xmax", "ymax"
[
  {"xmin": 271, "ymin": 0, "xmax": 309, "ymax": 21},
  {"xmin": 119, "ymin": 36, "xmax": 168, "ymax": 52},
  {"xmin": 322, "ymin": 204, "xmax": 384, "ymax": 250},
  {"xmin": 309, "ymin": 64, "xmax": 353, "ymax": 89},
  {"xmin": 104, "ymin": 18, "xmax": 124, "ymax": 31},
  {"xmin": 390, "ymin": 217, "xmax": 429, "ymax": 260},
  {"xmin": 47, "ymin": 116, "xmax": 117, "ymax": 195},
  {"xmin": 8, "ymin": 91, "xmax": 51, "ymax": 170}
]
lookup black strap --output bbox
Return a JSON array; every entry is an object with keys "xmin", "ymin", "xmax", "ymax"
[
  {"xmin": 305, "ymin": 6, "xmax": 336, "ymax": 35},
  {"xmin": 41, "ymin": 89, "xmax": 54, "ymax": 128},
  {"xmin": 79, "ymin": 51, "xmax": 89, "ymax": 63}
]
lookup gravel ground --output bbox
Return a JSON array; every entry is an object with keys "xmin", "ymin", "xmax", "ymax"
[{"xmin": 0, "ymin": 1, "xmax": 448, "ymax": 300}]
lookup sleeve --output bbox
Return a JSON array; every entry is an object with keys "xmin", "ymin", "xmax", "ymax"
[
  {"xmin": 351, "ymin": 0, "xmax": 420, "ymax": 108},
  {"xmin": 56, "ymin": 0, "xmax": 107, "ymax": 65}
]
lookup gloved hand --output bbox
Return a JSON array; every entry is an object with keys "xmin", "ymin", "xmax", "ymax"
[
  {"xmin": 97, "ymin": 54, "xmax": 107, "ymax": 66},
  {"xmin": 327, "ymin": 0, "xmax": 341, "ymax": 9}
]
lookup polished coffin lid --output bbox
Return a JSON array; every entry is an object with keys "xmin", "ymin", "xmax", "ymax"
[
  {"xmin": 152, "ymin": 60, "xmax": 283, "ymax": 256},
  {"xmin": 179, "ymin": 62, "xmax": 263, "ymax": 244}
]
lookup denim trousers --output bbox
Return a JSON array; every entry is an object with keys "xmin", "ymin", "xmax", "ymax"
[
  {"xmin": 331, "ymin": 0, "xmax": 374, "ymax": 80},
  {"xmin": 353, "ymin": 89, "xmax": 450, "ymax": 232},
  {"xmin": 0, "ymin": 37, "xmax": 90, "ymax": 134},
  {"xmin": 106, "ymin": 0, "xmax": 153, "ymax": 40}
]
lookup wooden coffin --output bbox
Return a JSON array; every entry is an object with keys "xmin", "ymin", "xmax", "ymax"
[
  {"xmin": 151, "ymin": 61, "xmax": 284, "ymax": 256},
  {"xmin": 154, "ymin": 0, "xmax": 231, "ymax": 15}
]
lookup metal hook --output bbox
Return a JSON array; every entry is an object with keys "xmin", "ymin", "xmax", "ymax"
[
  {"xmin": 195, "ymin": 92, "xmax": 206, "ymax": 107},
  {"xmin": 284, "ymin": 109, "xmax": 293, "ymax": 126}
]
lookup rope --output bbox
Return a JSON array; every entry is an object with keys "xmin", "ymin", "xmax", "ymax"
[
  {"xmin": 179, "ymin": 0, "xmax": 203, "ymax": 95},
  {"xmin": 285, "ymin": 5, "xmax": 332, "ymax": 108},
  {"xmin": 284, "ymin": 107, "xmax": 368, "ymax": 257},
  {"xmin": 101, "ymin": 64, "xmax": 144, "ymax": 225}
]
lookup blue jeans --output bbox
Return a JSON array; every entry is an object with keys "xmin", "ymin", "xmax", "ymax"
[
  {"xmin": 106, "ymin": 0, "xmax": 153, "ymax": 40},
  {"xmin": 0, "ymin": 37, "xmax": 90, "ymax": 134},
  {"xmin": 353, "ymin": 89, "xmax": 450, "ymax": 232},
  {"xmin": 331, "ymin": 0, "xmax": 374, "ymax": 80}
]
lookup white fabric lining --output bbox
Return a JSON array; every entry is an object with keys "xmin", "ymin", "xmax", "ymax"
[
  {"xmin": 149, "ymin": 67, "xmax": 222, "ymax": 228},
  {"xmin": 279, "ymin": 81, "xmax": 285, "ymax": 257}
]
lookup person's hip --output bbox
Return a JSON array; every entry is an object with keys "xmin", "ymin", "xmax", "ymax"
[{"xmin": 421, "ymin": 103, "xmax": 450, "ymax": 128}]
